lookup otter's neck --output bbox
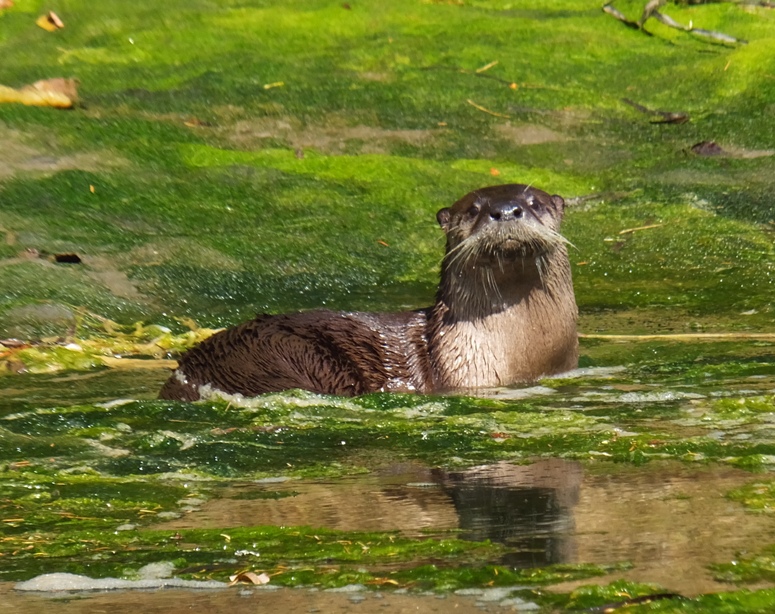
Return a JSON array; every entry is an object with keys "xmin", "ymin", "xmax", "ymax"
[{"xmin": 428, "ymin": 248, "xmax": 578, "ymax": 389}]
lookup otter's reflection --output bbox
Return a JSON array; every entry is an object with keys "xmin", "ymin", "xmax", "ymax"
[
  {"xmin": 152, "ymin": 459, "xmax": 583, "ymax": 568},
  {"xmin": 436, "ymin": 459, "xmax": 582, "ymax": 567}
]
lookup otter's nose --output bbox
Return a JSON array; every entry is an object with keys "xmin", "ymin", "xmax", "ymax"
[{"xmin": 488, "ymin": 202, "xmax": 524, "ymax": 222}]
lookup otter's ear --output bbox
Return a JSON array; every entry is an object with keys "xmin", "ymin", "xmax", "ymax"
[
  {"xmin": 551, "ymin": 195, "xmax": 566, "ymax": 218},
  {"xmin": 436, "ymin": 207, "xmax": 451, "ymax": 230}
]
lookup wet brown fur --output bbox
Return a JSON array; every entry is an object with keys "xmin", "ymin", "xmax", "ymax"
[{"xmin": 159, "ymin": 184, "xmax": 578, "ymax": 401}]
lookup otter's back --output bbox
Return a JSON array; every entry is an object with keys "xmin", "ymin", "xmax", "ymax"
[{"xmin": 159, "ymin": 310, "xmax": 431, "ymax": 400}]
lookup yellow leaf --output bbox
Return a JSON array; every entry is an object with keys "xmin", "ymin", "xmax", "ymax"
[
  {"xmin": 0, "ymin": 78, "xmax": 78, "ymax": 109},
  {"xmin": 36, "ymin": 12, "xmax": 64, "ymax": 32}
]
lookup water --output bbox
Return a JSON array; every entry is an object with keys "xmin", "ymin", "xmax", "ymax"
[
  {"xmin": 150, "ymin": 458, "xmax": 768, "ymax": 596},
  {"xmin": 4, "ymin": 339, "xmax": 775, "ymax": 606}
]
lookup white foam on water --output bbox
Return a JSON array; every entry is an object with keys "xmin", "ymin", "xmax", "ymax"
[{"xmin": 15, "ymin": 572, "xmax": 227, "ymax": 593}]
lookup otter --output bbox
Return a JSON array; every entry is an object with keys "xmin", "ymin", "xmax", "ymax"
[{"xmin": 159, "ymin": 184, "xmax": 578, "ymax": 401}]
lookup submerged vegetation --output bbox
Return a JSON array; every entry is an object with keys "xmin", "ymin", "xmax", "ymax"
[{"xmin": 3, "ymin": 0, "xmax": 775, "ymax": 610}]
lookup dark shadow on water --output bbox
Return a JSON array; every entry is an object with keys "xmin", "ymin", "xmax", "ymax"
[{"xmin": 438, "ymin": 459, "xmax": 581, "ymax": 568}]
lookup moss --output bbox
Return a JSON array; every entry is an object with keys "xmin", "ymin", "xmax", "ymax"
[
  {"xmin": 636, "ymin": 589, "xmax": 775, "ymax": 614},
  {"xmin": 1, "ymin": 0, "xmax": 774, "ymax": 332},
  {"xmin": 558, "ymin": 579, "xmax": 671, "ymax": 611},
  {"xmin": 712, "ymin": 548, "xmax": 775, "ymax": 585},
  {"xmin": 3, "ymin": 0, "xmax": 775, "ymax": 604},
  {"xmin": 0, "ymin": 470, "xmax": 190, "ymax": 534},
  {"xmin": 728, "ymin": 480, "xmax": 775, "ymax": 513}
]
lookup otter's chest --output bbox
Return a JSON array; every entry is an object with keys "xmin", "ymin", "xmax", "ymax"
[{"xmin": 430, "ymin": 304, "xmax": 577, "ymax": 389}]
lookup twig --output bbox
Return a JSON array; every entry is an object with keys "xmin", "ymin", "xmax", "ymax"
[
  {"xmin": 651, "ymin": 9, "xmax": 747, "ymax": 44},
  {"xmin": 475, "ymin": 60, "xmax": 499, "ymax": 73},
  {"xmin": 618, "ymin": 223, "xmax": 664, "ymax": 235},
  {"xmin": 602, "ymin": 3, "xmax": 650, "ymax": 31},
  {"xmin": 622, "ymin": 97, "xmax": 689, "ymax": 124},
  {"xmin": 603, "ymin": 1, "xmax": 747, "ymax": 45},
  {"xmin": 466, "ymin": 99, "xmax": 511, "ymax": 118},
  {"xmin": 638, "ymin": 0, "xmax": 667, "ymax": 28},
  {"xmin": 419, "ymin": 64, "xmax": 515, "ymax": 87},
  {"xmin": 580, "ymin": 333, "xmax": 775, "ymax": 341}
]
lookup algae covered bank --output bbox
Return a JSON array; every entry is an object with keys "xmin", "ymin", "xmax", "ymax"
[{"xmin": 3, "ymin": 1, "xmax": 775, "ymax": 612}]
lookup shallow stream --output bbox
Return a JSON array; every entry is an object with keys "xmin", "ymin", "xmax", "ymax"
[{"xmin": 4, "ymin": 339, "xmax": 775, "ymax": 611}]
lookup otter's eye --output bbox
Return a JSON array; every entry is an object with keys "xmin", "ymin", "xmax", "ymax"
[{"xmin": 467, "ymin": 204, "xmax": 480, "ymax": 218}]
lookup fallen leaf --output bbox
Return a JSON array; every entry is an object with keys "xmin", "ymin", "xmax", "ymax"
[
  {"xmin": 0, "ymin": 1, "xmax": 14, "ymax": 10},
  {"xmin": 0, "ymin": 78, "xmax": 78, "ymax": 109},
  {"xmin": 690, "ymin": 141, "xmax": 725, "ymax": 156},
  {"xmin": 490, "ymin": 168, "xmax": 500, "ymax": 176},
  {"xmin": 89, "ymin": 185, "xmax": 95, "ymax": 193},
  {"xmin": 183, "ymin": 117, "xmax": 212, "ymax": 127},
  {"xmin": 36, "ymin": 11, "xmax": 64, "ymax": 32},
  {"xmin": 228, "ymin": 571, "xmax": 271, "ymax": 586},
  {"xmin": 8, "ymin": 460, "xmax": 32, "ymax": 469}
]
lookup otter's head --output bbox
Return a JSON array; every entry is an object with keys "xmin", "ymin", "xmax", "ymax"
[
  {"xmin": 434, "ymin": 185, "xmax": 571, "ymax": 318},
  {"xmin": 437, "ymin": 184, "xmax": 567, "ymax": 268}
]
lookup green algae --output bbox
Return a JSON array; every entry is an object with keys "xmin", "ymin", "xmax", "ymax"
[
  {"xmin": 728, "ymin": 479, "xmax": 775, "ymax": 513},
  {"xmin": 3, "ymin": 0, "xmax": 775, "ymax": 606},
  {"xmin": 542, "ymin": 581, "xmax": 775, "ymax": 613},
  {"xmin": 630, "ymin": 589, "xmax": 775, "ymax": 614},
  {"xmin": 0, "ymin": 315, "xmax": 220, "ymax": 374},
  {"xmin": 538, "ymin": 583, "xmax": 775, "ymax": 613},
  {"xmin": 0, "ymin": 512, "xmax": 627, "ymax": 589},
  {"xmin": 0, "ymin": 471, "xmax": 189, "ymax": 535},
  {"xmin": 2, "ymin": 370, "xmax": 775, "ymax": 480},
  {"xmin": 0, "ymin": 523, "xmax": 497, "ymax": 580},
  {"xmin": 1, "ymin": 0, "xmax": 775, "ymax": 331},
  {"xmin": 0, "ymin": 465, "xmax": 627, "ymax": 589},
  {"xmin": 3, "ymin": 362, "xmax": 775, "ymax": 599},
  {"xmin": 548, "ymin": 579, "xmax": 672, "ymax": 611},
  {"xmin": 713, "ymin": 549, "xmax": 775, "ymax": 585}
]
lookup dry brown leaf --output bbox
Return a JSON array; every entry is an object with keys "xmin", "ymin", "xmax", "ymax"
[
  {"xmin": 228, "ymin": 571, "xmax": 270, "ymax": 586},
  {"xmin": 0, "ymin": 1, "xmax": 15, "ymax": 10},
  {"xmin": 36, "ymin": 11, "xmax": 64, "ymax": 31},
  {"xmin": 48, "ymin": 11, "xmax": 64, "ymax": 27},
  {"xmin": 0, "ymin": 78, "xmax": 78, "ymax": 109}
]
